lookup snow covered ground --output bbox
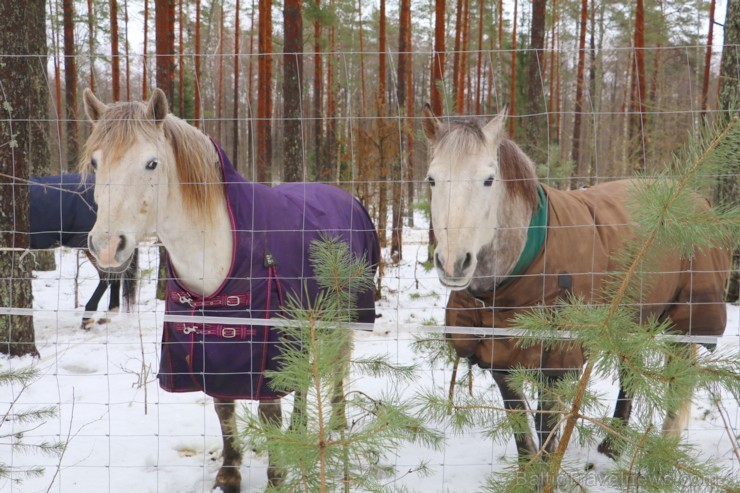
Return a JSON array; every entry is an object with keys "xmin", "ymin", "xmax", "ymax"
[{"xmin": 2, "ymin": 215, "xmax": 738, "ymax": 492}]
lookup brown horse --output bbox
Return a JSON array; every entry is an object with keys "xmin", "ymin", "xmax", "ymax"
[{"xmin": 422, "ymin": 106, "xmax": 730, "ymax": 461}]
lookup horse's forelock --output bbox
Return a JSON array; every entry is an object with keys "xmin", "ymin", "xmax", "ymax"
[
  {"xmin": 80, "ymin": 103, "xmax": 222, "ymax": 221},
  {"xmin": 80, "ymin": 102, "xmax": 157, "ymax": 175},
  {"xmin": 433, "ymin": 119, "xmax": 539, "ymax": 212}
]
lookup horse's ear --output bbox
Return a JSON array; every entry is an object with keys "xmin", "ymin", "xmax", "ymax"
[
  {"xmin": 83, "ymin": 88, "xmax": 108, "ymax": 122},
  {"xmin": 422, "ymin": 103, "xmax": 441, "ymax": 141},
  {"xmin": 146, "ymin": 88, "xmax": 169, "ymax": 127},
  {"xmin": 482, "ymin": 107, "xmax": 508, "ymax": 144}
]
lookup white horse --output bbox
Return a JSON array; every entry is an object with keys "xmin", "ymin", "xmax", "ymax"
[
  {"xmin": 422, "ymin": 105, "xmax": 729, "ymax": 461},
  {"xmin": 82, "ymin": 88, "xmax": 379, "ymax": 491}
]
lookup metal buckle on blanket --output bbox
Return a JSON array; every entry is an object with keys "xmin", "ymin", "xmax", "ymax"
[
  {"xmin": 221, "ymin": 327, "xmax": 237, "ymax": 338},
  {"xmin": 177, "ymin": 293, "xmax": 195, "ymax": 307},
  {"xmin": 226, "ymin": 295, "xmax": 241, "ymax": 307},
  {"xmin": 182, "ymin": 325, "xmax": 197, "ymax": 334}
]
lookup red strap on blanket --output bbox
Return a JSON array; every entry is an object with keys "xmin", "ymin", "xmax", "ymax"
[{"xmin": 174, "ymin": 322, "xmax": 255, "ymax": 339}]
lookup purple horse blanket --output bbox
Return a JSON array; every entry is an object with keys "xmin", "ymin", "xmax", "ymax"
[{"xmin": 158, "ymin": 145, "xmax": 380, "ymax": 400}]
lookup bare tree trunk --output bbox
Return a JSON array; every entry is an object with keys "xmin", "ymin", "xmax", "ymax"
[
  {"xmin": 125, "ymin": 0, "xmax": 131, "ymax": 100},
  {"xmin": 715, "ymin": 0, "xmax": 739, "ymax": 302},
  {"xmin": 629, "ymin": 0, "xmax": 647, "ymax": 172},
  {"xmin": 570, "ymin": 0, "xmax": 588, "ymax": 187},
  {"xmin": 313, "ymin": 0, "xmax": 323, "ymax": 180},
  {"xmin": 178, "ymin": 0, "xmax": 184, "ymax": 115},
  {"xmin": 155, "ymin": 0, "xmax": 176, "ymax": 101},
  {"xmin": 87, "ymin": 0, "xmax": 96, "ymax": 92},
  {"xmin": 547, "ymin": 0, "xmax": 558, "ymax": 143},
  {"xmin": 233, "ymin": 0, "xmax": 241, "ymax": 164},
  {"xmin": 392, "ymin": 0, "xmax": 411, "ymax": 262},
  {"xmin": 357, "ymin": 0, "xmax": 367, "ymax": 115},
  {"xmin": 701, "ymin": 0, "xmax": 717, "ymax": 119},
  {"xmin": 326, "ymin": 0, "xmax": 336, "ymax": 182},
  {"xmin": 143, "ymin": 0, "xmax": 149, "ymax": 98},
  {"xmin": 283, "ymin": 0, "xmax": 303, "ymax": 182},
  {"xmin": 377, "ymin": 0, "xmax": 388, "ymax": 247},
  {"xmin": 217, "ymin": 3, "xmax": 225, "ymax": 141},
  {"xmin": 64, "ymin": 0, "xmax": 78, "ymax": 169},
  {"xmin": 456, "ymin": 0, "xmax": 469, "ymax": 114},
  {"xmin": 452, "ymin": 0, "xmax": 462, "ymax": 104},
  {"xmin": 194, "ymin": 0, "xmax": 201, "ymax": 126},
  {"xmin": 508, "ymin": 0, "xmax": 518, "ymax": 138},
  {"xmin": 521, "ymin": 0, "xmax": 548, "ymax": 166},
  {"xmin": 257, "ymin": 0, "xmax": 272, "ymax": 183},
  {"xmin": 111, "ymin": 0, "xmax": 120, "ymax": 100},
  {"xmin": 51, "ymin": 0, "xmax": 63, "ymax": 169},
  {"xmin": 429, "ymin": 0, "xmax": 446, "ymax": 252},
  {"xmin": 0, "ymin": 0, "xmax": 45, "ymax": 357},
  {"xmin": 475, "ymin": 0, "xmax": 484, "ymax": 115},
  {"xmin": 431, "ymin": 0, "xmax": 446, "ymax": 116}
]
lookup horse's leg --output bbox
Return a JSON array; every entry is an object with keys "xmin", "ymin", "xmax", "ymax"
[
  {"xmin": 597, "ymin": 368, "xmax": 633, "ymax": 459},
  {"xmin": 490, "ymin": 371, "xmax": 538, "ymax": 460},
  {"xmin": 97, "ymin": 278, "xmax": 121, "ymax": 324},
  {"xmin": 536, "ymin": 374, "xmax": 562, "ymax": 456},
  {"xmin": 81, "ymin": 279, "xmax": 110, "ymax": 330},
  {"xmin": 213, "ymin": 398, "xmax": 242, "ymax": 493},
  {"xmin": 662, "ymin": 344, "xmax": 696, "ymax": 438},
  {"xmin": 258, "ymin": 399, "xmax": 285, "ymax": 487}
]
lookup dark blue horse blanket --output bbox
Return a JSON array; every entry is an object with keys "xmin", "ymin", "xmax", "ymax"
[
  {"xmin": 29, "ymin": 174, "xmax": 97, "ymax": 249},
  {"xmin": 158, "ymin": 145, "xmax": 380, "ymax": 400}
]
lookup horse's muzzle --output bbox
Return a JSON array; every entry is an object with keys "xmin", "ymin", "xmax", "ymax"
[{"xmin": 88, "ymin": 233, "xmax": 134, "ymax": 272}]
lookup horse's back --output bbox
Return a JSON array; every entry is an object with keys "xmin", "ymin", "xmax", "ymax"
[
  {"xmin": 30, "ymin": 174, "xmax": 96, "ymax": 249},
  {"xmin": 267, "ymin": 182, "xmax": 380, "ymax": 323},
  {"xmin": 551, "ymin": 179, "xmax": 729, "ymax": 336}
]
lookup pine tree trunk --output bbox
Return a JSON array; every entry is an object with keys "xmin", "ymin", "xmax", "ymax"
[
  {"xmin": 430, "ymin": 0, "xmax": 446, "ymax": 253},
  {"xmin": 257, "ymin": 0, "xmax": 273, "ymax": 183},
  {"xmin": 357, "ymin": 0, "xmax": 367, "ymax": 115},
  {"xmin": 392, "ymin": 0, "xmax": 411, "ymax": 262},
  {"xmin": 283, "ymin": 0, "xmax": 303, "ymax": 182},
  {"xmin": 326, "ymin": 3, "xmax": 336, "ymax": 183},
  {"xmin": 142, "ymin": 0, "xmax": 148, "ymax": 98},
  {"xmin": 232, "ymin": 0, "xmax": 241, "ymax": 164},
  {"xmin": 0, "ymin": 0, "xmax": 45, "ymax": 357},
  {"xmin": 716, "ymin": 0, "xmax": 739, "ymax": 303},
  {"xmin": 456, "ymin": 0, "xmax": 469, "ymax": 114},
  {"xmin": 570, "ymin": 0, "xmax": 588, "ymax": 188},
  {"xmin": 194, "ymin": 0, "xmax": 201, "ymax": 126},
  {"xmin": 521, "ymin": 0, "xmax": 548, "ymax": 166},
  {"xmin": 629, "ymin": 0, "xmax": 647, "ymax": 172},
  {"xmin": 508, "ymin": 0, "xmax": 518, "ymax": 138},
  {"xmin": 88, "ymin": 0, "xmax": 96, "ymax": 92},
  {"xmin": 377, "ymin": 0, "xmax": 388, "ymax": 247},
  {"xmin": 125, "ymin": 0, "xmax": 131, "ymax": 100},
  {"xmin": 452, "ymin": 0, "xmax": 462, "ymax": 105},
  {"xmin": 475, "ymin": 0, "xmax": 484, "ymax": 115},
  {"xmin": 217, "ymin": 4, "xmax": 225, "ymax": 142},
  {"xmin": 178, "ymin": 0, "xmax": 184, "ymax": 115},
  {"xmin": 701, "ymin": 0, "xmax": 717, "ymax": 119},
  {"xmin": 111, "ymin": 0, "xmax": 120, "ymax": 100},
  {"xmin": 155, "ymin": 0, "xmax": 176, "ymax": 101},
  {"xmin": 64, "ymin": 0, "xmax": 78, "ymax": 170},
  {"xmin": 313, "ymin": 0, "xmax": 323, "ymax": 181}
]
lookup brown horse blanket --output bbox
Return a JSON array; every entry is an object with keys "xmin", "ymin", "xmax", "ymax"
[{"xmin": 446, "ymin": 180, "xmax": 730, "ymax": 373}]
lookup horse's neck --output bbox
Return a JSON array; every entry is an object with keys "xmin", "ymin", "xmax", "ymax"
[
  {"xmin": 157, "ymin": 157, "xmax": 233, "ymax": 298},
  {"xmin": 470, "ymin": 194, "xmax": 534, "ymax": 294}
]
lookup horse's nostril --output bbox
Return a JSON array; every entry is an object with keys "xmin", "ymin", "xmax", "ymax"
[
  {"xmin": 462, "ymin": 252, "xmax": 472, "ymax": 270},
  {"xmin": 117, "ymin": 235, "xmax": 126, "ymax": 254},
  {"xmin": 435, "ymin": 252, "xmax": 443, "ymax": 270}
]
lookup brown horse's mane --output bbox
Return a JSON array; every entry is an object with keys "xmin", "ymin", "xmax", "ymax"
[
  {"xmin": 80, "ymin": 102, "xmax": 222, "ymax": 220},
  {"xmin": 434, "ymin": 117, "xmax": 539, "ymax": 211}
]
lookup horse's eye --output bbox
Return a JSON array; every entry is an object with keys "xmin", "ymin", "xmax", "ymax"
[
  {"xmin": 426, "ymin": 175, "xmax": 435, "ymax": 187},
  {"xmin": 90, "ymin": 158, "xmax": 97, "ymax": 170},
  {"xmin": 145, "ymin": 159, "xmax": 158, "ymax": 170},
  {"xmin": 483, "ymin": 176, "xmax": 494, "ymax": 187}
]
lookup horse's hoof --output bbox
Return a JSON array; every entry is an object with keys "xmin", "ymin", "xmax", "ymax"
[
  {"xmin": 213, "ymin": 482, "xmax": 240, "ymax": 493},
  {"xmin": 97, "ymin": 317, "xmax": 112, "ymax": 325},
  {"xmin": 81, "ymin": 318, "xmax": 94, "ymax": 331},
  {"xmin": 597, "ymin": 439, "xmax": 620, "ymax": 460}
]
